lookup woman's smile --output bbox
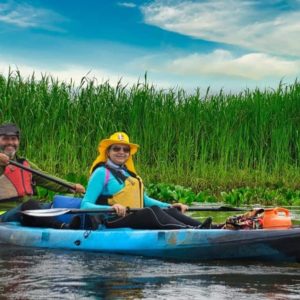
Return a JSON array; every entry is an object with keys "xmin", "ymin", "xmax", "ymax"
[{"xmin": 107, "ymin": 144, "xmax": 130, "ymax": 165}]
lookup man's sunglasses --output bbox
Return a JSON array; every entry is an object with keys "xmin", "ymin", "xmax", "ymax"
[{"xmin": 110, "ymin": 146, "xmax": 130, "ymax": 153}]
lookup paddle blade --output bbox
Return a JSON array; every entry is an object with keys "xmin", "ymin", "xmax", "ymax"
[{"xmin": 22, "ymin": 208, "xmax": 70, "ymax": 217}]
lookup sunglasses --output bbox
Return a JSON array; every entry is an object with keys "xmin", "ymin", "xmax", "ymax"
[{"xmin": 110, "ymin": 146, "xmax": 130, "ymax": 153}]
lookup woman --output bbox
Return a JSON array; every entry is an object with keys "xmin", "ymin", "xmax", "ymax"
[{"xmin": 81, "ymin": 132, "xmax": 212, "ymax": 230}]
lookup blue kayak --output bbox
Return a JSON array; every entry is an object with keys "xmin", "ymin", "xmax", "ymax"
[{"xmin": 1, "ymin": 222, "xmax": 300, "ymax": 262}]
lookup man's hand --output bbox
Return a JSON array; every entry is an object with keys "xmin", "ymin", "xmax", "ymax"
[
  {"xmin": 0, "ymin": 153, "xmax": 9, "ymax": 166},
  {"xmin": 72, "ymin": 184, "xmax": 85, "ymax": 194},
  {"xmin": 112, "ymin": 204, "xmax": 127, "ymax": 217},
  {"xmin": 172, "ymin": 203, "xmax": 189, "ymax": 213}
]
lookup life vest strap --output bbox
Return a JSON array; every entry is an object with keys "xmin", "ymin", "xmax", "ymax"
[
  {"xmin": 93, "ymin": 164, "xmax": 142, "ymax": 207},
  {"xmin": 93, "ymin": 162, "xmax": 136, "ymax": 183}
]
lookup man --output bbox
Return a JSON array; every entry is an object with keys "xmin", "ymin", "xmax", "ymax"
[{"xmin": 0, "ymin": 123, "xmax": 85, "ymax": 227}]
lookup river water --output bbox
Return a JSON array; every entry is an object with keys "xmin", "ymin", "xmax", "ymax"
[
  {"xmin": 1, "ymin": 246, "xmax": 300, "ymax": 299},
  {"xmin": 1, "ymin": 210, "xmax": 300, "ymax": 299},
  {"xmin": 0, "ymin": 246, "xmax": 300, "ymax": 299}
]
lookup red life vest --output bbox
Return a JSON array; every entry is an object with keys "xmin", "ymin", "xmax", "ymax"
[{"xmin": 4, "ymin": 160, "xmax": 34, "ymax": 197}]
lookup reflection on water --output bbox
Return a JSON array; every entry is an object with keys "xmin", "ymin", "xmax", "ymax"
[{"xmin": 0, "ymin": 246, "xmax": 300, "ymax": 299}]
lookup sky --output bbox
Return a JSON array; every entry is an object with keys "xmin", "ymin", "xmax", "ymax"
[{"xmin": 0, "ymin": 0, "xmax": 300, "ymax": 93}]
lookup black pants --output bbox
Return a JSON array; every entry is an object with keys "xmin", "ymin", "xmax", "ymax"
[
  {"xmin": 20, "ymin": 199, "xmax": 65, "ymax": 229},
  {"xmin": 105, "ymin": 206, "xmax": 202, "ymax": 230}
]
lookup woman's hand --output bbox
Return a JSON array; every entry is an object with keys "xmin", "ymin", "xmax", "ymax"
[
  {"xmin": 172, "ymin": 203, "xmax": 189, "ymax": 213},
  {"xmin": 73, "ymin": 184, "xmax": 86, "ymax": 194},
  {"xmin": 70, "ymin": 183, "xmax": 85, "ymax": 194},
  {"xmin": 112, "ymin": 204, "xmax": 127, "ymax": 217}
]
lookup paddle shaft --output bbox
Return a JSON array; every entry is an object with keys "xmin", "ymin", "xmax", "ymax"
[
  {"xmin": 68, "ymin": 206, "xmax": 246, "ymax": 214},
  {"xmin": 52, "ymin": 207, "xmax": 245, "ymax": 214},
  {"xmin": 22, "ymin": 206, "xmax": 247, "ymax": 217},
  {"xmin": 8, "ymin": 159, "xmax": 75, "ymax": 190},
  {"xmin": 63, "ymin": 207, "xmax": 246, "ymax": 214}
]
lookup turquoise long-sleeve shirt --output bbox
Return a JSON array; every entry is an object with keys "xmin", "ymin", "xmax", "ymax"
[{"xmin": 81, "ymin": 166, "xmax": 170, "ymax": 210}]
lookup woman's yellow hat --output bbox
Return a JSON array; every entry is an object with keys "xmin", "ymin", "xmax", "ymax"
[{"xmin": 90, "ymin": 132, "xmax": 139, "ymax": 174}]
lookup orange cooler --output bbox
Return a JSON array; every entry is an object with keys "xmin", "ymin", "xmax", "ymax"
[{"xmin": 262, "ymin": 207, "xmax": 292, "ymax": 229}]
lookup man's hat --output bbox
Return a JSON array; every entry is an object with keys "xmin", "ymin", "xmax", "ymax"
[{"xmin": 0, "ymin": 123, "xmax": 21, "ymax": 137}]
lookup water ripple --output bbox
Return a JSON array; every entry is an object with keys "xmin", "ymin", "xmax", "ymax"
[{"xmin": 0, "ymin": 247, "xmax": 300, "ymax": 299}]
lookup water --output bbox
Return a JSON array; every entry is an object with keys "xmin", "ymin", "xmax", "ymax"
[
  {"xmin": 1, "ymin": 246, "xmax": 300, "ymax": 299},
  {"xmin": 1, "ymin": 209, "xmax": 300, "ymax": 299}
]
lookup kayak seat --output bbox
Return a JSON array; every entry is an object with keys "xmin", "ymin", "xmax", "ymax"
[
  {"xmin": 52, "ymin": 195, "xmax": 100, "ymax": 230},
  {"xmin": 52, "ymin": 195, "xmax": 81, "ymax": 224}
]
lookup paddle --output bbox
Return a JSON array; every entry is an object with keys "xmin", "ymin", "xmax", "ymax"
[
  {"xmin": 8, "ymin": 159, "xmax": 76, "ymax": 190},
  {"xmin": 22, "ymin": 206, "xmax": 246, "ymax": 217}
]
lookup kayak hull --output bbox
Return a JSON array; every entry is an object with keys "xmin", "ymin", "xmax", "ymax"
[{"xmin": 0, "ymin": 222, "xmax": 300, "ymax": 262}]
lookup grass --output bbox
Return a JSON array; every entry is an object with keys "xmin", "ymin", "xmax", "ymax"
[{"xmin": 1, "ymin": 70, "xmax": 300, "ymax": 196}]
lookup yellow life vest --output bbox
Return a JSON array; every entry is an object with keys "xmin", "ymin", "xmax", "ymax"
[{"xmin": 108, "ymin": 175, "xmax": 144, "ymax": 209}]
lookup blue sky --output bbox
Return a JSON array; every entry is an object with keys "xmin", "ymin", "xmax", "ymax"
[{"xmin": 0, "ymin": 0, "xmax": 300, "ymax": 93}]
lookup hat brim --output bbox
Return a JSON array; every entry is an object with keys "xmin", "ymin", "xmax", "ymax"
[
  {"xmin": 100, "ymin": 139, "xmax": 139, "ymax": 155},
  {"xmin": 0, "ymin": 132, "xmax": 19, "ymax": 137},
  {"xmin": 90, "ymin": 138, "xmax": 139, "ymax": 174}
]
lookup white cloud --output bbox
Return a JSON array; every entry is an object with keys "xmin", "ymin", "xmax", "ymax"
[
  {"xmin": 0, "ymin": 1, "xmax": 67, "ymax": 31},
  {"xmin": 134, "ymin": 49, "xmax": 300, "ymax": 80},
  {"xmin": 141, "ymin": 0, "xmax": 300, "ymax": 57},
  {"xmin": 118, "ymin": 2, "xmax": 137, "ymax": 8},
  {"xmin": 0, "ymin": 53, "xmax": 296, "ymax": 95},
  {"xmin": 0, "ymin": 57, "xmax": 172, "ymax": 90},
  {"xmin": 0, "ymin": 62, "xmax": 134, "ymax": 86}
]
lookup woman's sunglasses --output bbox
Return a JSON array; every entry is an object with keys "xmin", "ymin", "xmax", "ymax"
[{"xmin": 110, "ymin": 146, "xmax": 130, "ymax": 153}]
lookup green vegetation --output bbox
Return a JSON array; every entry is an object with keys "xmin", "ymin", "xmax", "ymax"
[
  {"xmin": 1, "ymin": 71, "xmax": 300, "ymax": 205},
  {"xmin": 146, "ymin": 183, "xmax": 300, "ymax": 206}
]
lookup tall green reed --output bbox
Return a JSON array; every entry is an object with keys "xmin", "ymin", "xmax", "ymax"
[{"xmin": 0, "ymin": 70, "xmax": 300, "ymax": 192}]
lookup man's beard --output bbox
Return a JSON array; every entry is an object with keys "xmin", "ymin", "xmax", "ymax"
[
  {"xmin": 5, "ymin": 150, "xmax": 16, "ymax": 159},
  {"xmin": 0, "ymin": 146, "xmax": 17, "ymax": 159}
]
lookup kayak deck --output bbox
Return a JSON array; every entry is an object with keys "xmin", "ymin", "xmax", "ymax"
[{"xmin": 0, "ymin": 222, "xmax": 300, "ymax": 262}]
